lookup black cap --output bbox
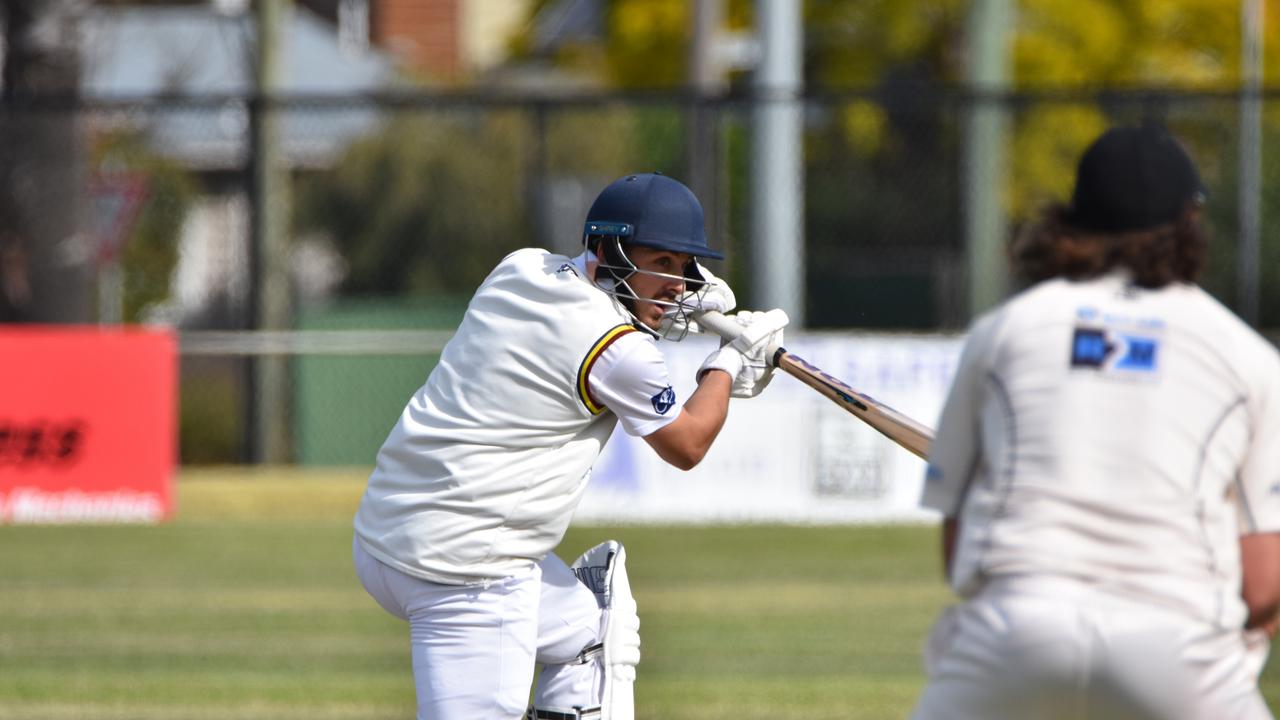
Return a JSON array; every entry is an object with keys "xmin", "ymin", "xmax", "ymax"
[
  {"xmin": 1066, "ymin": 124, "xmax": 1206, "ymax": 233},
  {"xmin": 584, "ymin": 173, "xmax": 724, "ymax": 260}
]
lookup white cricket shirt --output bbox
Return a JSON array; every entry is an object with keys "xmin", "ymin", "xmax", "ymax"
[
  {"xmin": 354, "ymin": 249, "xmax": 683, "ymax": 584},
  {"xmin": 922, "ymin": 272, "xmax": 1280, "ymax": 629}
]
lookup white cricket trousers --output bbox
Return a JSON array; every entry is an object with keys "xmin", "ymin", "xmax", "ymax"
[
  {"xmin": 911, "ymin": 577, "xmax": 1273, "ymax": 720},
  {"xmin": 353, "ymin": 537, "xmax": 604, "ymax": 719}
]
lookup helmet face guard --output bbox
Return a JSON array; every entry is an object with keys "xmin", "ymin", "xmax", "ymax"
[{"xmin": 587, "ymin": 235, "xmax": 708, "ymax": 341}]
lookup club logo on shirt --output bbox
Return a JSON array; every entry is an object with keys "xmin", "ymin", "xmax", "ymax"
[
  {"xmin": 1115, "ymin": 336, "xmax": 1158, "ymax": 370},
  {"xmin": 1071, "ymin": 328, "xmax": 1115, "ymax": 368},
  {"xmin": 651, "ymin": 386, "xmax": 676, "ymax": 415},
  {"xmin": 1070, "ymin": 327, "xmax": 1159, "ymax": 374}
]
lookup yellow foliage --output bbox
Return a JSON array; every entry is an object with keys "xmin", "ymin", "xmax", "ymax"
[
  {"xmin": 809, "ymin": 0, "xmax": 966, "ymax": 86},
  {"xmin": 607, "ymin": 0, "xmax": 690, "ymax": 87},
  {"xmin": 990, "ymin": 0, "xmax": 1280, "ymax": 216},
  {"xmin": 1015, "ymin": 0, "xmax": 1280, "ymax": 88},
  {"xmin": 840, "ymin": 101, "xmax": 890, "ymax": 157},
  {"xmin": 1009, "ymin": 107, "xmax": 1108, "ymax": 218},
  {"xmin": 513, "ymin": 0, "xmax": 1280, "ymax": 223},
  {"xmin": 1014, "ymin": 0, "xmax": 1128, "ymax": 86},
  {"xmin": 613, "ymin": 0, "xmax": 685, "ymax": 43},
  {"xmin": 881, "ymin": 0, "xmax": 961, "ymax": 59}
]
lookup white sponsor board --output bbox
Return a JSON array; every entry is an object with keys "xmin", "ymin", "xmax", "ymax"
[{"xmin": 576, "ymin": 331, "xmax": 963, "ymax": 524}]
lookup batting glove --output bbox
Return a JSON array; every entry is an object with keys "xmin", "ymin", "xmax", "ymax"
[
  {"xmin": 698, "ymin": 309, "xmax": 789, "ymax": 398},
  {"xmin": 660, "ymin": 262, "xmax": 736, "ymax": 338}
]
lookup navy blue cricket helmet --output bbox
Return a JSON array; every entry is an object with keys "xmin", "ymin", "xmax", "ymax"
[{"xmin": 583, "ymin": 173, "xmax": 724, "ymax": 260}]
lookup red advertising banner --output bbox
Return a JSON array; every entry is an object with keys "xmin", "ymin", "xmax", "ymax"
[{"xmin": 0, "ymin": 326, "xmax": 176, "ymax": 523}]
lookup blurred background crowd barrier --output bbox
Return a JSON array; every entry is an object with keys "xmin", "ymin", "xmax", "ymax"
[{"xmin": 1, "ymin": 1, "xmax": 1277, "ymax": 468}]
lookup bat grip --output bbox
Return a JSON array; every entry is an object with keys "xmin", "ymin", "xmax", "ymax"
[{"xmin": 691, "ymin": 309, "xmax": 742, "ymax": 341}]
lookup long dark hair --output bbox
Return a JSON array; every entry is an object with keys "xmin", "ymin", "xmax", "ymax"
[{"xmin": 1010, "ymin": 202, "xmax": 1208, "ymax": 289}]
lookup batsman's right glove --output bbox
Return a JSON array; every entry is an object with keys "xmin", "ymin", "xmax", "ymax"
[{"xmin": 697, "ymin": 309, "xmax": 789, "ymax": 398}]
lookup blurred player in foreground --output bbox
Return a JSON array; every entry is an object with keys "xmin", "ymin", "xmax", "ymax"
[
  {"xmin": 913, "ymin": 125, "xmax": 1280, "ymax": 719},
  {"xmin": 352, "ymin": 172, "xmax": 788, "ymax": 719}
]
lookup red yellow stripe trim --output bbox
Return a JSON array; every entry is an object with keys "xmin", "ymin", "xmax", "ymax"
[{"xmin": 577, "ymin": 324, "xmax": 638, "ymax": 415}]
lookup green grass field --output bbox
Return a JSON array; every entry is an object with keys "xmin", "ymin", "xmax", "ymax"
[{"xmin": 1, "ymin": 468, "xmax": 1277, "ymax": 719}]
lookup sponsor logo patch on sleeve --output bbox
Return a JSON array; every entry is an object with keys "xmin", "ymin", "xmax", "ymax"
[{"xmin": 651, "ymin": 386, "xmax": 676, "ymax": 415}]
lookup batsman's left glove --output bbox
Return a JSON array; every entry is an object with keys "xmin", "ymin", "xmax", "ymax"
[{"xmin": 697, "ymin": 309, "xmax": 788, "ymax": 398}]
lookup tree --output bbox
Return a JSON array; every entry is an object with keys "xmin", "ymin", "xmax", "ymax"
[
  {"xmin": 295, "ymin": 110, "xmax": 635, "ymax": 297},
  {"xmin": 295, "ymin": 114, "xmax": 529, "ymax": 296},
  {"xmin": 0, "ymin": 0, "xmax": 92, "ymax": 323},
  {"xmin": 90, "ymin": 131, "xmax": 193, "ymax": 323},
  {"xmin": 508, "ymin": 1, "xmax": 1280, "ymax": 326},
  {"xmin": 511, "ymin": 0, "xmax": 755, "ymax": 89}
]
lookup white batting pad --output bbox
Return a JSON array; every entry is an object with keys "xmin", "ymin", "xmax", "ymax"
[{"xmin": 571, "ymin": 540, "xmax": 639, "ymax": 720}]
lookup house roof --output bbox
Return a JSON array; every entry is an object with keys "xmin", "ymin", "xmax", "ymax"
[{"xmin": 81, "ymin": 5, "xmax": 401, "ymax": 169}]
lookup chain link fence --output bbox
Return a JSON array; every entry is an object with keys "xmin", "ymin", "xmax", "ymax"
[{"xmin": 1, "ymin": 88, "xmax": 1276, "ymax": 464}]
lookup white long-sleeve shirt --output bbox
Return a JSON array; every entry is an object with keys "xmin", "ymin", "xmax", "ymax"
[{"xmin": 922, "ymin": 272, "xmax": 1280, "ymax": 630}]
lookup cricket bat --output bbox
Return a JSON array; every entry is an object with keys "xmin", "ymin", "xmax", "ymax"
[{"xmin": 695, "ymin": 310, "xmax": 935, "ymax": 460}]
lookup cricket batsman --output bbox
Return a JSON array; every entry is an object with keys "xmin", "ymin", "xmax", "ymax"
[{"xmin": 352, "ymin": 172, "xmax": 788, "ymax": 719}]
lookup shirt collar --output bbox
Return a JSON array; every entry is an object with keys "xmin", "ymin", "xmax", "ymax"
[{"xmin": 572, "ymin": 250, "xmax": 596, "ymax": 278}]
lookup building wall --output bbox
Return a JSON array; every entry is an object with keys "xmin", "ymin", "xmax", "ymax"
[{"xmin": 371, "ymin": 0, "xmax": 460, "ymax": 80}]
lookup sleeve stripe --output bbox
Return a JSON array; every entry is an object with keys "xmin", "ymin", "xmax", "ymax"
[{"xmin": 577, "ymin": 324, "xmax": 638, "ymax": 415}]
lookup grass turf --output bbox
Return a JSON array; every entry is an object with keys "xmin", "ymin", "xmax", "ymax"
[{"xmin": 0, "ymin": 467, "xmax": 1275, "ymax": 719}]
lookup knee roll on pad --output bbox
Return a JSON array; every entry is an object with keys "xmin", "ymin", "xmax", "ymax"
[{"xmin": 572, "ymin": 539, "xmax": 640, "ymax": 720}]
